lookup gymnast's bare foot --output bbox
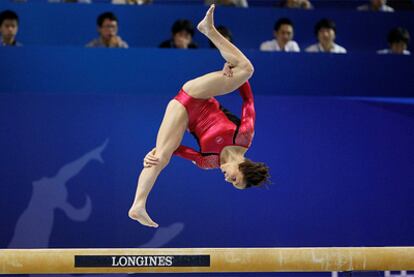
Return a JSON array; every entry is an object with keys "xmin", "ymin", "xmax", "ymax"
[
  {"xmin": 129, "ymin": 206, "xmax": 159, "ymax": 228},
  {"xmin": 197, "ymin": 4, "xmax": 215, "ymax": 36}
]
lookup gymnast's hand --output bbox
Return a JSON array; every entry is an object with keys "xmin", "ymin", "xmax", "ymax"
[
  {"xmin": 143, "ymin": 148, "xmax": 159, "ymax": 168},
  {"xmin": 223, "ymin": 62, "xmax": 234, "ymax": 78}
]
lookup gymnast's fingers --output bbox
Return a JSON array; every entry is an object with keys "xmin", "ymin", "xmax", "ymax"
[
  {"xmin": 143, "ymin": 161, "xmax": 154, "ymax": 168},
  {"xmin": 146, "ymin": 154, "xmax": 159, "ymax": 162},
  {"xmin": 144, "ymin": 157, "xmax": 159, "ymax": 165},
  {"xmin": 145, "ymin": 155, "xmax": 159, "ymax": 163},
  {"xmin": 223, "ymin": 63, "xmax": 233, "ymax": 78},
  {"xmin": 145, "ymin": 158, "xmax": 157, "ymax": 164}
]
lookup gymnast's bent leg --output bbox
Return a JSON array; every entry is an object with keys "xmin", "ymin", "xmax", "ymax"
[
  {"xmin": 183, "ymin": 4, "xmax": 254, "ymax": 99},
  {"xmin": 129, "ymin": 100, "xmax": 188, "ymax": 228}
]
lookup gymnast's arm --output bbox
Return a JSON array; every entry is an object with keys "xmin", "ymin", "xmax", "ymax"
[
  {"xmin": 174, "ymin": 145, "xmax": 201, "ymax": 165},
  {"xmin": 144, "ymin": 146, "xmax": 217, "ymax": 169},
  {"xmin": 237, "ymin": 81, "xmax": 256, "ymax": 147},
  {"xmin": 174, "ymin": 145, "xmax": 219, "ymax": 169}
]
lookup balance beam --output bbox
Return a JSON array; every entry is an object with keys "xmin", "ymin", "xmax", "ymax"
[{"xmin": 1, "ymin": 247, "xmax": 414, "ymax": 274}]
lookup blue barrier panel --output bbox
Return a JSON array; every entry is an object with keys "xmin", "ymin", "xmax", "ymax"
[
  {"xmin": 0, "ymin": 2, "xmax": 413, "ymax": 51},
  {"xmin": 0, "ymin": 47, "xmax": 413, "ymax": 96}
]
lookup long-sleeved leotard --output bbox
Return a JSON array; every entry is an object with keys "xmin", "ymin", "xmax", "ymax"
[{"xmin": 173, "ymin": 81, "xmax": 255, "ymax": 169}]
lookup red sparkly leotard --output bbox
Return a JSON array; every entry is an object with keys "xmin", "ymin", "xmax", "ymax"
[{"xmin": 173, "ymin": 81, "xmax": 255, "ymax": 169}]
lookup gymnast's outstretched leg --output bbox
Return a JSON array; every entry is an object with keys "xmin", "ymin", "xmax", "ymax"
[
  {"xmin": 183, "ymin": 4, "xmax": 254, "ymax": 99},
  {"xmin": 129, "ymin": 100, "xmax": 188, "ymax": 228}
]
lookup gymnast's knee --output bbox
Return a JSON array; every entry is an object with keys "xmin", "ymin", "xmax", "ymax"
[
  {"xmin": 240, "ymin": 61, "xmax": 254, "ymax": 78},
  {"xmin": 155, "ymin": 152, "xmax": 172, "ymax": 169}
]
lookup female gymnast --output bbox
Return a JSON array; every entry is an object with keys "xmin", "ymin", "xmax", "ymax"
[{"xmin": 129, "ymin": 4, "xmax": 270, "ymax": 228}]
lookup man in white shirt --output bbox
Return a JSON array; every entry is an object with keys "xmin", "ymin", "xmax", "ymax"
[
  {"xmin": 305, "ymin": 18, "xmax": 347, "ymax": 54},
  {"xmin": 260, "ymin": 18, "xmax": 300, "ymax": 52},
  {"xmin": 357, "ymin": 0, "xmax": 394, "ymax": 12},
  {"xmin": 377, "ymin": 27, "xmax": 411, "ymax": 55}
]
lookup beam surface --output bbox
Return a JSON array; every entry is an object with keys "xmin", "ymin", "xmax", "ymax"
[{"xmin": 1, "ymin": 247, "xmax": 414, "ymax": 274}]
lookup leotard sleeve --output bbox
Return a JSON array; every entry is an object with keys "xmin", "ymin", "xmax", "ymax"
[
  {"xmin": 235, "ymin": 81, "xmax": 255, "ymax": 147},
  {"xmin": 174, "ymin": 145, "xmax": 219, "ymax": 169}
]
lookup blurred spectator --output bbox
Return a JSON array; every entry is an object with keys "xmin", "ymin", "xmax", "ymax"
[
  {"xmin": 357, "ymin": 0, "xmax": 394, "ymax": 12},
  {"xmin": 86, "ymin": 12, "xmax": 128, "ymax": 48},
  {"xmin": 205, "ymin": 0, "xmax": 248, "ymax": 8},
  {"xmin": 280, "ymin": 0, "xmax": 313, "ymax": 9},
  {"xmin": 209, "ymin": 25, "xmax": 232, "ymax": 48},
  {"xmin": 260, "ymin": 18, "xmax": 300, "ymax": 52},
  {"xmin": 112, "ymin": 0, "xmax": 152, "ymax": 4},
  {"xmin": 0, "ymin": 10, "xmax": 22, "ymax": 47},
  {"xmin": 48, "ymin": 0, "xmax": 91, "ymax": 3},
  {"xmin": 305, "ymin": 18, "xmax": 347, "ymax": 54},
  {"xmin": 377, "ymin": 27, "xmax": 411, "ymax": 55},
  {"xmin": 159, "ymin": 19, "xmax": 198, "ymax": 49}
]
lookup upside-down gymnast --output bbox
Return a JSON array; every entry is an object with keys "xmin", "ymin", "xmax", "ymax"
[{"xmin": 129, "ymin": 4, "xmax": 270, "ymax": 228}]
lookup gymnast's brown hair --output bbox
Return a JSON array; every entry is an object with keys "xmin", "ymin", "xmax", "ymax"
[{"xmin": 239, "ymin": 159, "xmax": 270, "ymax": 188}]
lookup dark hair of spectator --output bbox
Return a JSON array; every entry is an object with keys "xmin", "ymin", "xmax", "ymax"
[
  {"xmin": 0, "ymin": 10, "xmax": 19, "ymax": 26},
  {"xmin": 171, "ymin": 19, "xmax": 195, "ymax": 37},
  {"xmin": 274, "ymin": 18, "xmax": 294, "ymax": 32},
  {"xmin": 387, "ymin": 27, "xmax": 410, "ymax": 45},
  {"xmin": 314, "ymin": 18, "xmax": 336, "ymax": 36},
  {"xmin": 97, "ymin": 12, "xmax": 118, "ymax": 27}
]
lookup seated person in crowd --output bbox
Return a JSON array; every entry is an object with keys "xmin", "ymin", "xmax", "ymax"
[
  {"xmin": 357, "ymin": 0, "xmax": 394, "ymax": 12},
  {"xmin": 112, "ymin": 0, "xmax": 152, "ymax": 4},
  {"xmin": 260, "ymin": 18, "xmax": 300, "ymax": 52},
  {"xmin": 305, "ymin": 18, "xmax": 347, "ymax": 54},
  {"xmin": 377, "ymin": 27, "xmax": 411, "ymax": 55},
  {"xmin": 205, "ymin": 0, "xmax": 248, "ymax": 8},
  {"xmin": 279, "ymin": 0, "xmax": 313, "ymax": 9},
  {"xmin": 86, "ymin": 12, "xmax": 129, "ymax": 48},
  {"xmin": 159, "ymin": 19, "xmax": 197, "ymax": 49},
  {"xmin": 0, "ymin": 10, "xmax": 22, "ymax": 47},
  {"xmin": 209, "ymin": 25, "xmax": 232, "ymax": 48}
]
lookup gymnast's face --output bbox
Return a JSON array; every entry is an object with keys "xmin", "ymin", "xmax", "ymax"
[{"xmin": 220, "ymin": 163, "xmax": 246, "ymax": 190}]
